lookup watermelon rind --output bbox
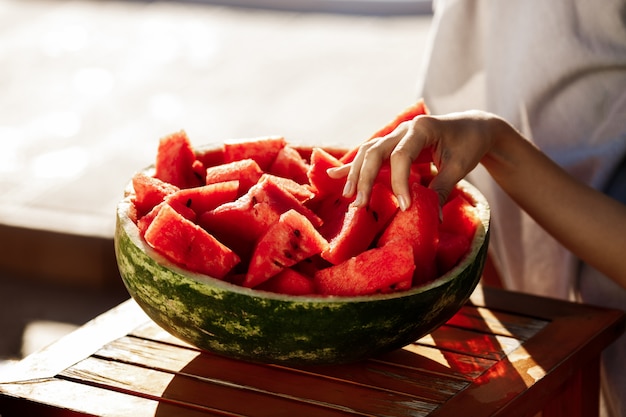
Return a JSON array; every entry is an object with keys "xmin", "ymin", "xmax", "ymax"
[{"xmin": 115, "ymin": 166, "xmax": 489, "ymax": 366}]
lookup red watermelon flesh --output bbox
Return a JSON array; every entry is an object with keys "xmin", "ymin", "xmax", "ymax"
[
  {"xmin": 256, "ymin": 268, "xmax": 316, "ymax": 296},
  {"xmin": 205, "ymin": 159, "xmax": 263, "ymax": 197},
  {"xmin": 144, "ymin": 204, "xmax": 240, "ymax": 279},
  {"xmin": 440, "ymin": 194, "xmax": 480, "ymax": 241},
  {"xmin": 194, "ymin": 146, "xmax": 224, "ymax": 169},
  {"xmin": 137, "ymin": 201, "xmax": 196, "ymax": 237},
  {"xmin": 307, "ymin": 147, "xmax": 346, "ymax": 197},
  {"xmin": 313, "ymin": 240, "xmax": 415, "ymax": 296},
  {"xmin": 436, "ymin": 231, "xmax": 471, "ymax": 274},
  {"xmin": 321, "ymin": 183, "xmax": 399, "ymax": 265},
  {"xmin": 378, "ymin": 182, "xmax": 439, "ymax": 285},
  {"xmin": 132, "ymin": 172, "xmax": 179, "ymax": 218},
  {"xmin": 259, "ymin": 173, "xmax": 315, "ymax": 202},
  {"xmin": 155, "ymin": 130, "xmax": 203, "ymax": 189},
  {"xmin": 269, "ymin": 145, "xmax": 310, "ymax": 185},
  {"xmin": 223, "ymin": 136, "xmax": 286, "ymax": 171},
  {"xmin": 244, "ymin": 209, "xmax": 329, "ymax": 288},
  {"xmin": 198, "ymin": 194, "xmax": 278, "ymax": 263},
  {"xmin": 166, "ymin": 180, "xmax": 240, "ymax": 216},
  {"xmin": 252, "ymin": 176, "xmax": 322, "ymax": 228}
]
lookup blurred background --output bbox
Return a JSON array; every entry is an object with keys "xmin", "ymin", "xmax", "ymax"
[{"xmin": 0, "ymin": 0, "xmax": 432, "ymax": 366}]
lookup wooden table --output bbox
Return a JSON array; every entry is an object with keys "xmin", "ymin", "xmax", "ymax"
[{"xmin": 1, "ymin": 285, "xmax": 623, "ymax": 417}]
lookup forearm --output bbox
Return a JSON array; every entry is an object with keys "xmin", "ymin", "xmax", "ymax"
[{"xmin": 482, "ymin": 119, "xmax": 626, "ymax": 288}]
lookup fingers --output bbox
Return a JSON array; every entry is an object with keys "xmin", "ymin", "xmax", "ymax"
[{"xmin": 336, "ymin": 118, "xmax": 430, "ymax": 210}]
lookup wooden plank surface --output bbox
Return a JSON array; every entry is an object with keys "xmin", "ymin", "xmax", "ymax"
[{"xmin": 1, "ymin": 287, "xmax": 624, "ymax": 417}]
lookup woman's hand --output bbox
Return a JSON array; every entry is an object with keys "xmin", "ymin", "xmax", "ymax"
[{"xmin": 328, "ymin": 110, "xmax": 502, "ymax": 210}]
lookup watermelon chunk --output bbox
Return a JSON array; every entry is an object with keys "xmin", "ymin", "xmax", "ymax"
[
  {"xmin": 256, "ymin": 268, "xmax": 316, "ymax": 296},
  {"xmin": 144, "ymin": 204, "xmax": 240, "ymax": 279},
  {"xmin": 341, "ymin": 99, "xmax": 430, "ymax": 164},
  {"xmin": 378, "ymin": 182, "xmax": 440, "ymax": 285},
  {"xmin": 321, "ymin": 183, "xmax": 399, "ymax": 265},
  {"xmin": 269, "ymin": 145, "xmax": 311, "ymax": 185},
  {"xmin": 166, "ymin": 180, "xmax": 240, "ymax": 216},
  {"xmin": 132, "ymin": 172, "xmax": 179, "ymax": 218},
  {"xmin": 199, "ymin": 176, "xmax": 321, "ymax": 262},
  {"xmin": 244, "ymin": 209, "xmax": 329, "ymax": 288},
  {"xmin": 313, "ymin": 240, "xmax": 415, "ymax": 296},
  {"xmin": 440, "ymin": 194, "xmax": 480, "ymax": 241},
  {"xmin": 223, "ymin": 136, "xmax": 286, "ymax": 171},
  {"xmin": 205, "ymin": 159, "xmax": 263, "ymax": 196},
  {"xmin": 259, "ymin": 173, "xmax": 315, "ymax": 202},
  {"xmin": 154, "ymin": 130, "xmax": 203, "ymax": 189},
  {"xmin": 437, "ymin": 231, "xmax": 471, "ymax": 274},
  {"xmin": 194, "ymin": 146, "xmax": 225, "ymax": 169},
  {"xmin": 307, "ymin": 147, "xmax": 346, "ymax": 197}
]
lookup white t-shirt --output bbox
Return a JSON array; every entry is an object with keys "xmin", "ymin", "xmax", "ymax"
[{"xmin": 417, "ymin": 0, "xmax": 626, "ymax": 300}]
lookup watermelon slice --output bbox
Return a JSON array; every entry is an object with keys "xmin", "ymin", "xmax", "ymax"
[
  {"xmin": 440, "ymin": 194, "xmax": 480, "ymax": 241},
  {"xmin": 256, "ymin": 268, "xmax": 316, "ymax": 296},
  {"xmin": 378, "ymin": 182, "xmax": 440, "ymax": 285},
  {"xmin": 437, "ymin": 231, "xmax": 471, "ymax": 274},
  {"xmin": 205, "ymin": 159, "xmax": 263, "ymax": 196},
  {"xmin": 307, "ymin": 147, "xmax": 346, "ymax": 198},
  {"xmin": 321, "ymin": 183, "xmax": 399, "ymax": 265},
  {"xmin": 166, "ymin": 180, "xmax": 240, "ymax": 216},
  {"xmin": 143, "ymin": 204, "xmax": 240, "ymax": 279},
  {"xmin": 131, "ymin": 172, "xmax": 179, "ymax": 218},
  {"xmin": 313, "ymin": 240, "xmax": 415, "ymax": 296},
  {"xmin": 194, "ymin": 146, "xmax": 225, "ymax": 169},
  {"xmin": 154, "ymin": 130, "xmax": 203, "ymax": 189},
  {"xmin": 200, "ymin": 176, "xmax": 321, "ymax": 262},
  {"xmin": 269, "ymin": 145, "xmax": 310, "ymax": 185},
  {"xmin": 244, "ymin": 209, "xmax": 329, "ymax": 288},
  {"xmin": 223, "ymin": 136, "xmax": 286, "ymax": 171},
  {"xmin": 259, "ymin": 173, "xmax": 315, "ymax": 202}
]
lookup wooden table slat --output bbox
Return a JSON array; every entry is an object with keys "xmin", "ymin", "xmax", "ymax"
[
  {"xmin": 416, "ymin": 324, "xmax": 522, "ymax": 361},
  {"xmin": 0, "ymin": 377, "xmax": 229, "ymax": 417},
  {"xmin": 447, "ymin": 305, "xmax": 549, "ymax": 340},
  {"xmin": 97, "ymin": 335, "xmax": 466, "ymax": 403},
  {"xmin": 62, "ymin": 355, "xmax": 437, "ymax": 417}
]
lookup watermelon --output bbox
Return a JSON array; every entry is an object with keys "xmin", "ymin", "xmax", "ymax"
[
  {"xmin": 165, "ymin": 180, "xmax": 239, "ymax": 216},
  {"xmin": 378, "ymin": 182, "xmax": 440, "ymax": 285},
  {"xmin": 307, "ymin": 147, "xmax": 346, "ymax": 197},
  {"xmin": 143, "ymin": 204, "xmax": 240, "ymax": 279},
  {"xmin": 437, "ymin": 231, "xmax": 471, "ymax": 274},
  {"xmin": 314, "ymin": 240, "xmax": 416, "ymax": 296},
  {"xmin": 205, "ymin": 159, "xmax": 263, "ymax": 196},
  {"xmin": 256, "ymin": 268, "xmax": 316, "ymax": 296},
  {"xmin": 269, "ymin": 145, "xmax": 310, "ymax": 185},
  {"xmin": 258, "ymin": 173, "xmax": 315, "ymax": 202},
  {"xmin": 440, "ymin": 194, "xmax": 480, "ymax": 240},
  {"xmin": 154, "ymin": 130, "xmax": 203, "ymax": 189},
  {"xmin": 223, "ymin": 136, "xmax": 286, "ymax": 171},
  {"xmin": 131, "ymin": 172, "xmax": 179, "ymax": 219},
  {"xmin": 321, "ymin": 183, "xmax": 398, "ymax": 265},
  {"xmin": 244, "ymin": 209, "xmax": 329, "ymax": 288},
  {"xmin": 115, "ymin": 159, "xmax": 490, "ymax": 364}
]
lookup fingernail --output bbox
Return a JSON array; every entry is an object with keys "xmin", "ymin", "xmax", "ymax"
[
  {"xmin": 397, "ymin": 194, "xmax": 409, "ymax": 211},
  {"xmin": 342, "ymin": 180, "xmax": 353, "ymax": 197},
  {"xmin": 353, "ymin": 191, "xmax": 364, "ymax": 207}
]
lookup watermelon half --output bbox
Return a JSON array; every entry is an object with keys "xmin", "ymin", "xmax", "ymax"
[{"xmin": 114, "ymin": 155, "xmax": 490, "ymax": 366}]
